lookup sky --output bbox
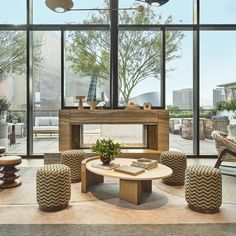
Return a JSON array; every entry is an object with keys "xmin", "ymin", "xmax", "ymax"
[{"xmin": 1, "ymin": 0, "xmax": 236, "ymax": 107}]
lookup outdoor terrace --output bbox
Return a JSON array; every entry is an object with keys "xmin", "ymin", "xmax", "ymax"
[{"xmin": 5, "ymin": 133, "xmax": 217, "ymax": 156}]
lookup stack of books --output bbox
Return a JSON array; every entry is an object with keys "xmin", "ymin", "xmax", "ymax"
[
  {"xmin": 131, "ymin": 158, "xmax": 158, "ymax": 170},
  {"xmin": 114, "ymin": 165, "xmax": 145, "ymax": 176}
]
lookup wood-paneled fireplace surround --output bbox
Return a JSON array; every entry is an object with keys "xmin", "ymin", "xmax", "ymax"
[{"xmin": 59, "ymin": 109, "xmax": 169, "ymax": 159}]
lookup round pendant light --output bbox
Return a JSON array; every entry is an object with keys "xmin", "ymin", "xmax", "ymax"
[
  {"xmin": 137, "ymin": 0, "xmax": 169, "ymax": 7},
  {"xmin": 45, "ymin": 0, "xmax": 74, "ymax": 13}
]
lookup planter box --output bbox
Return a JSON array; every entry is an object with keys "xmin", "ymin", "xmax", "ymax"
[
  {"xmin": 204, "ymin": 118, "xmax": 229, "ymax": 139},
  {"xmin": 181, "ymin": 118, "xmax": 205, "ymax": 140}
]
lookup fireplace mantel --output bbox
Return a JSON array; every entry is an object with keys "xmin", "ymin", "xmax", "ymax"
[{"xmin": 59, "ymin": 109, "xmax": 169, "ymax": 155}]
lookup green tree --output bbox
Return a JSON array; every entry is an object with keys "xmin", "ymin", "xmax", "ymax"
[
  {"xmin": 0, "ymin": 31, "xmax": 42, "ymax": 79},
  {"xmin": 66, "ymin": 1, "xmax": 184, "ymax": 105}
]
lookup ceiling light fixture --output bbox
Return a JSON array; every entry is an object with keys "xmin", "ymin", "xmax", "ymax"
[
  {"xmin": 45, "ymin": 0, "xmax": 74, "ymax": 13},
  {"xmin": 45, "ymin": 0, "xmax": 145, "ymax": 13},
  {"xmin": 136, "ymin": 0, "xmax": 169, "ymax": 7}
]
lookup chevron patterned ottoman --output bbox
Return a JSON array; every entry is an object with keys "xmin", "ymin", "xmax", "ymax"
[
  {"xmin": 36, "ymin": 164, "xmax": 71, "ymax": 212},
  {"xmin": 61, "ymin": 150, "xmax": 86, "ymax": 183},
  {"xmin": 185, "ymin": 165, "xmax": 222, "ymax": 214},
  {"xmin": 160, "ymin": 151, "xmax": 187, "ymax": 186}
]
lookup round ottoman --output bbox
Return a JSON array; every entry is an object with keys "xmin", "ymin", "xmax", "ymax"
[
  {"xmin": 61, "ymin": 150, "xmax": 86, "ymax": 183},
  {"xmin": 36, "ymin": 164, "xmax": 71, "ymax": 212},
  {"xmin": 160, "ymin": 151, "xmax": 187, "ymax": 186},
  {"xmin": 185, "ymin": 165, "xmax": 222, "ymax": 214},
  {"xmin": 0, "ymin": 156, "xmax": 22, "ymax": 189}
]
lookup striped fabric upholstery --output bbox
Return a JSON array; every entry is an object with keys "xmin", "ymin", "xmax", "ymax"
[
  {"xmin": 61, "ymin": 150, "xmax": 86, "ymax": 183},
  {"xmin": 36, "ymin": 164, "xmax": 71, "ymax": 212},
  {"xmin": 185, "ymin": 165, "xmax": 222, "ymax": 213},
  {"xmin": 160, "ymin": 151, "xmax": 187, "ymax": 186}
]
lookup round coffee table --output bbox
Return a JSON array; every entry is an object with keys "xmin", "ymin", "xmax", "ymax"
[{"xmin": 82, "ymin": 157, "xmax": 172, "ymax": 205}]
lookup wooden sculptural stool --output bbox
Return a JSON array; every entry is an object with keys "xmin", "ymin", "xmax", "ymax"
[{"xmin": 0, "ymin": 156, "xmax": 22, "ymax": 189}]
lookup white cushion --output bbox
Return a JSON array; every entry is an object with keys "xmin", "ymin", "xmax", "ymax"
[
  {"xmin": 51, "ymin": 117, "xmax": 58, "ymax": 126},
  {"xmin": 38, "ymin": 118, "xmax": 51, "ymax": 126},
  {"xmin": 227, "ymin": 136, "xmax": 236, "ymax": 144},
  {"xmin": 33, "ymin": 126, "xmax": 58, "ymax": 131}
]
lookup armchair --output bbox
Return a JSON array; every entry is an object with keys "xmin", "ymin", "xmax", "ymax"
[{"xmin": 211, "ymin": 131, "xmax": 236, "ymax": 168}]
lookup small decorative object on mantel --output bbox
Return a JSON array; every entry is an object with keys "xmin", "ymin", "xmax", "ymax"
[
  {"xmin": 143, "ymin": 102, "xmax": 152, "ymax": 111},
  {"xmin": 76, "ymin": 96, "xmax": 85, "ymax": 110},
  {"xmin": 87, "ymin": 100, "xmax": 100, "ymax": 110},
  {"xmin": 91, "ymin": 138, "xmax": 121, "ymax": 166},
  {"xmin": 131, "ymin": 158, "xmax": 158, "ymax": 170},
  {"xmin": 125, "ymin": 102, "xmax": 141, "ymax": 111},
  {"xmin": 87, "ymin": 76, "xmax": 100, "ymax": 110}
]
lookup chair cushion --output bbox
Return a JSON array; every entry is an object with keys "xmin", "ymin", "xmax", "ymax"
[
  {"xmin": 38, "ymin": 118, "xmax": 51, "ymax": 126},
  {"xmin": 51, "ymin": 117, "xmax": 58, "ymax": 126},
  {"xmin": 227, "ymin": 136, "xmax": 236, "ymax": 144}
]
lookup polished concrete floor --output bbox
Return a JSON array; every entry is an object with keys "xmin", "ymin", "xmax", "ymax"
[{"xmin": 0, "ymin": 158, "xmax": 236, "ymax": 235}]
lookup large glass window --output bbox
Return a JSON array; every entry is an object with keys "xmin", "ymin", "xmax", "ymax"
[
  {"xmin": 65, "ymin": 30, "xmax": 110, "ymax": 108},
  {"xmin": 201, "ymin": 0, "xmax": 236, "ymax": 24},
  {"xmin": 0, "ymin": 0, "xmax": 26, "ymax": 24},
  {"xmin": 1, "ymin": 1, "xmax": 236, "ymax": 157},
  {"xmin": 32, "ymin": 31, "xmax": 61, "ymax": 154},
  {"xmin": 119, "ymin": 0, "xmax": 193, "ymax": 24},
  {"xmin": 118, "ymin": 30, "xmax": 161, "ymax": 107},
  {"xmin": 200, "ymin": 31, "xmax": 236, "ymax": 155},
  {"xmin": 0, "ymin": 31, "xmax": 27, "ymax": 155},
  {"xmin": 166, "ymin": 31, "xmax": 193, "ymax": 155}
]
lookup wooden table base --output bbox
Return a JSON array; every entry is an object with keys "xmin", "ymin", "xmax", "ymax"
[
  {"xmin": 81, "ymin": 169, "xmax": 104, "ymax": 193},
  {"xmin": 120, "ymin": 179, "xmax": 152, "ymax": 205}
]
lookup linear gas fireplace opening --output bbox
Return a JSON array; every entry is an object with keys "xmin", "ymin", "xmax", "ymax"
[{"xmin": 80, "ymin": 124, "xmax": 147, "ymax": 148}]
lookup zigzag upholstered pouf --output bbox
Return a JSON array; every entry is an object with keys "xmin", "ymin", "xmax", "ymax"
[
  {"xmin": 185, "ymin": 165, "xmax": 222, "ymax": 214},
  {"xmin": 61, "ymin": 150, "xmax": 86, "ymax": 183},
  {"xmin": 160, "ymin": 151, "xmax": 187, "ymax": 186},
  {"xmin": 36, "ymin": 164, "xmax": 71, "ymax": 212}
]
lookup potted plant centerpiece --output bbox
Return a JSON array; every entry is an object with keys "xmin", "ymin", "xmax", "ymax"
[{"xmin": 91, "ymin": 138, "xmax": 121, "ymax": 166}]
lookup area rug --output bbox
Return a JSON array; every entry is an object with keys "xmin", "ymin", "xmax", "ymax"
[
  {"xmin": 0, "ymin": 167, "xmax": 236, "ymax": 206},
  {"xmin": 0, "ymin": 167, "xmax": 169, "ymax": 210}
]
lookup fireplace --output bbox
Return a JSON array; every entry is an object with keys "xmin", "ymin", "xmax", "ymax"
[{"xmin": 59, "ymin": 109, "xmax": 169, "ymax": 157}]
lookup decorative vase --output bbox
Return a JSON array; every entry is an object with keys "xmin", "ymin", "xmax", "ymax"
[{"xmin": 100, "ymin": 156, "xmax": 112, "ymax": 166}]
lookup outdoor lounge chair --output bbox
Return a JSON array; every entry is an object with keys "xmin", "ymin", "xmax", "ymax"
[{"xmin": 211, "ymin": 130, "xmax": 236, "ymax": 168}]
